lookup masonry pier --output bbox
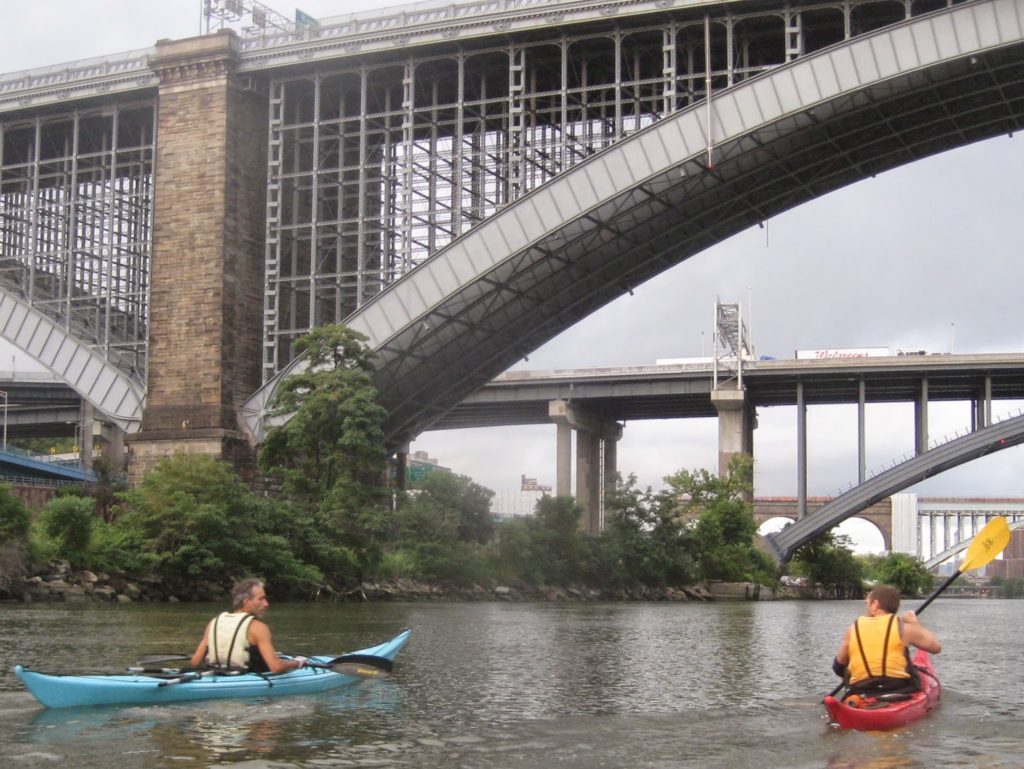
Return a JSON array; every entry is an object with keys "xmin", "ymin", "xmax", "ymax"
[{"xmin": 126, "ymin": 32, "xmax": 267, "ymax": 481}]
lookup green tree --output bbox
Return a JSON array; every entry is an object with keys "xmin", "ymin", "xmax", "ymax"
[
  {"xmin": 11, "ymin": 437, "xmax": 75, "ymax": 455},
  {"xmin": 89, "ymin": 455, "xmax": 128, "ymax": 523},
  {"xmin": 375, "ymin": 472, "xmax": 495, "ymax": 585},
  {"xmin": 865, "ymin": 552, "xmax": 934, "ymax": 596},
  {"xmin": 407, "ymin": 471, "xmax": 495, "ymax": 544},
  {"xmin": 259, "ymin": 324, "xmax": 388, "ymax": 502},
  {"xmin": 669, "ymin": 455, "xmax": 775, "ymax": 584},
  {"xmin": 110, "ymin": 454, "xmax": 321, "ymax": 595},
  {"xmin": 998, "ymin": 576, "xmax": 1024, "ymax": 598},
  {"xmin": 0, "ymin": 484, "xmax": 30, "ymax": 542},
  {"xmin": 0, "ymin": 485, "xmax": 30, "ymax": 595},
  {"xmin": 529, "ymin": 495, "xmax": 586, "ymax": 585},
  {"xmin": 789, "ymin": 529, "xmax": 864, "ymax": 595},
  {"xmin": 38, "ymin": 496, "xmax": 94, "ymax": 567},
  {"xmin": 598, "ymin": 474, "xmax": 698, "ymax": 588},
  {"xmin": 259, "ymin": 324, "xmax": 391, "ymax": 581},
  {"xmin": 491, "ymin": 516, "xmax": 541, "ymax": 584}
]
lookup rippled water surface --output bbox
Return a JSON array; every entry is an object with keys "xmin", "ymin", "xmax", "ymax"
[{"xmin": 1, "ymin": 599, "xmax": 1021, "ymax": 768}]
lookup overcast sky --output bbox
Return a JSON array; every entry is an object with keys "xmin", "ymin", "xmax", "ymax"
[{"xmin": 3, "ymin": 1, "xmax": 1023, "ymax": 550}]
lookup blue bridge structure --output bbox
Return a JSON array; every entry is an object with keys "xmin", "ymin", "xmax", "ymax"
[
  {"xmin": 0, "ymin": 445, "xmax": 96, "ymax": 485},
  {"xmin": 2, "ymin": 0, "xmax": 1024, "ymax": 551}
]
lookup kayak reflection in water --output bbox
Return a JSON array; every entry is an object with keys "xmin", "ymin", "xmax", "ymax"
[
  {"xmin": 833, "ymin": 584, "xmax": 942, "ymax": 696},
  {"xmin": 189, "ymin": 579, "xmax": 308, "ymax": 674}
]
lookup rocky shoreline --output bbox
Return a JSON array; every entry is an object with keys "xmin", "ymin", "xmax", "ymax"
[{"xmin": 5, "ymin": 561, "xmax": 839, "ymax": 604}]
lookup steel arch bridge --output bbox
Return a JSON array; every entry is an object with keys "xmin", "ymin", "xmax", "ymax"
[
  {"xmin": 2, "ymin": 0, "xmax": 1024, "ymax": 464},
  {"xmin": 241, "ymin": 0, "xmax": 1024, "ymax": 446},
  {"xmin": 763, "ymin": 412, "xmax": 1024, "ymax": 563}
]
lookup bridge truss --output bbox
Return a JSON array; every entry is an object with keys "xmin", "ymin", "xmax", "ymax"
[
  {"xmin": 0, "ymin": 101, "xmax": 154, "ymax": 382},
  {"xmin": 257, "ymin": 0, "xmax": 970, "ymax": 380}
]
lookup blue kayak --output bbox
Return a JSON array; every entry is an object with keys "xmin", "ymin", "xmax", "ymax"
[{"xmin": 14, "ymin": 628, "xmax": 410, "ymax": 709}]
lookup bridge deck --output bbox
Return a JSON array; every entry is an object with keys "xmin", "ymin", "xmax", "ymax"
[{"xmin": 432, "ymin": 353, "xmax": 1024, "ymax": 429}]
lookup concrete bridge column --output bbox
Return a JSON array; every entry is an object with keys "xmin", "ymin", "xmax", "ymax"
[
  {"xmin": 575, "ymin": 429, "xmax": 598, "ymax": 531},
  {"xmin": 974, "ymin": 376, "xmax": 993, "ymax": 429},
  {"xmin": 549, "ymin": 399, "xmax": 623, "ymax": 533},
  {"xmin": 797, "ymin": 381, "xmax": 807, "ymax": 518},
  {"xmin": 858, "ymin": 379, "xmax": 867, "ymax": 483},
  {"xmin": 711, "ymin": 388, "xmax": 754, "ymax": 483},
  {"xmin": 915, "ymin": 377, "xmax": 929, "ymax": 455},
  {"xmin": 127, "ymin": 31, "xmax": 267, "ymax": 482},
  {"xmin": 604, "ymin": 436, "xmax": 618, "ymax": 501},
  {"xmin": 394, "ymin": 445, "xmax": 409, "ymax": 491},
  {"xmin": 93, "ymin": 421, "xmax": 127, "ymax": 472},
  {"xmin": 556, "ymin": 421, "xmax": 572, "ymax": 496},
  {"xmin": 79, "ymin": 401, "xmax": 94, "ymax": 473}
]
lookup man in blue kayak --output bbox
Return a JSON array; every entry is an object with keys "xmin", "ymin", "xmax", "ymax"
[
  {"xmin": 833, "ymin": 584, "xmax": 941, "ymax": 694},
  {"xmin": 189, "ymin": 579, "xmax": 307, "ymax": 673}
]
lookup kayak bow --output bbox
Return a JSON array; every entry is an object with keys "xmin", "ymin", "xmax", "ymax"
[
  {"xmin": 823, "ymin": 648, "xmax": 940, "ymax": 731},
  {"xmin": 14, "ymin": 628, "xmax": 410, "ymax": 709}
]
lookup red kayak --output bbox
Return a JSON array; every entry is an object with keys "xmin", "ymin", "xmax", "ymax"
[{"xmin": 824, "ymin": 649, "xmax": 941, "ymax": 730}]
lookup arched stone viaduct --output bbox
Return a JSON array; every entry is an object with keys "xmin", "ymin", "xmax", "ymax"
[{"xmin": 754, "ymin": 498, "xmax": 893, "ymax": 551}]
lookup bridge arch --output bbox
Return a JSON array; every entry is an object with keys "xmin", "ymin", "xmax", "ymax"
[
  {"xmin": 755, "ymin": 499, "xmax": 892, "ymax": 551},
  {"xmin": 244, "ymin": 0, "xmax": 1024, "ymax": 445}
]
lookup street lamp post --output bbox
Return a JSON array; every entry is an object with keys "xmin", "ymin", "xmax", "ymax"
[
  {"xmin": 0, "ymin": 389, "xmax": 7, "ymax": 451},
  {"xmin": 64, "ymin": 420, "xmax": 83, "ymax": 462}
]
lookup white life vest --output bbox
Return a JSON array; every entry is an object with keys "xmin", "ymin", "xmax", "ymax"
[{"xmin": 207, "ymin": 611, "xmax": 256, "ymax": 669}]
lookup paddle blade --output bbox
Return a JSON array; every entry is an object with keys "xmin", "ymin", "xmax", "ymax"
[
  {"xmin": 960, "ymin": 516, "xmax": 1011, "ymax": 572},
  {"xmin": 328, "ymin": 653, "xmax": 394, "ymax": 673},
  {"xmin": 329, "ymin": 661, "xmax": 390, "ymax": 679},
  {"xmin": 916, "ymin": 516, "xmax": 1012, "ymax": 615}
]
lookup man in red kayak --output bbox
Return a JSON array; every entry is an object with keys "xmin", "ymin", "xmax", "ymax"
[
  {"xmin": 189, "ymin": 579, "xmax": 307, "ymax": 674},
  {"xmin": 833, "ymin": 584, "xmax": 942, "ymax": 694}
]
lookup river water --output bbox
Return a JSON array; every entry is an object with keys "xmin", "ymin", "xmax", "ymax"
[{"xmin": 0, "ymin": 598, "xmax": 1021, "ymax": 768}]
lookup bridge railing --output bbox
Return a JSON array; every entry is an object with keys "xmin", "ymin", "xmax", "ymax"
[
  {"xmin": 0, "ymin": 444, "xmax": 88, "ymax": 471},
  {"xmin": 0, "ymin": 473, "xmax": 95, "ymax": 488},
  {"xmin": 238, "ymin": 0, "xmax": 580, "ymax": 51}
]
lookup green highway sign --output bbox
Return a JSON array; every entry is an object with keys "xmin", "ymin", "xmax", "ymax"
[{"xmin": 295, "ymin": 9, "xmax": 320, "ymax": 28}]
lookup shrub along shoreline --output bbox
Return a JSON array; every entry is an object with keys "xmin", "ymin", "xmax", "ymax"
[
  {"xmin": 1, "ymin": 450, "xmax": 797, "ymax": 606},
  {"xmin": 5, "ymin": 559, "xmax": 735, "ymax": 604}
]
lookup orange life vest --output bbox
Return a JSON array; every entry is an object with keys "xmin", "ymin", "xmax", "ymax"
[{"xmin": 847, "ymin": 613, "xmax": 910, "ymax": 685}]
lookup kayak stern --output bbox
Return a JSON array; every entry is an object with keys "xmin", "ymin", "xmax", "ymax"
[{"xmin": 824, "ymin": 649, "xmax": 941, "ymax": 731}]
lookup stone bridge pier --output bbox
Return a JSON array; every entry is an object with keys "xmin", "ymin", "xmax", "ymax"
[{"xmin": 126, "ymin": 32, "xmax": 267, "ymax": 481}]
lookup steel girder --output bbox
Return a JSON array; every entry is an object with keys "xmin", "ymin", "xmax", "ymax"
[
  {"xmin": 0, "ymin": 293, "xmax": 145, "ymax": 431},
  {"xmin": 243, "ymin": 0, "xmax": 1024, "ymax": 445},
  {"xmin": 429, "ymin": 354, "xmax": 1024, "ymax": 429}
]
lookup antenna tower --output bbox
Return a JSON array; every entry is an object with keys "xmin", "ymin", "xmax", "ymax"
[
  {"xmin": 712, "ymin": 299, "xmax": 753, "ymax": 390},
  {"xmin": 203, "ymin": 0, "xmax": 303, "ymax": 36}
]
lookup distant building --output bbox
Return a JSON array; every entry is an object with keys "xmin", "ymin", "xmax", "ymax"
[
  {"xmin": 520, "ymin": 474, "xmax": 551, "ymax": 492},
  {"xmin": 407, "ymin": 450, "xmax": 450, "ymax": 482},
  {"xmin": 491, "ymin": 490, "xmax": 546, "ymax": 520},
  {"xmin": 989, "ymin": 528, "xmax": 1024, "ymax": 579}
]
